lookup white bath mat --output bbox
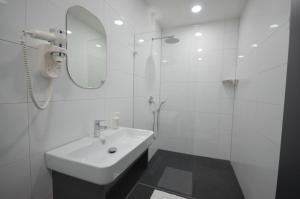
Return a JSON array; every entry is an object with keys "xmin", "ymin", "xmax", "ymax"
[{"xmin": 150, "ymin": 190, "xmax": 187, "ymax": 199}]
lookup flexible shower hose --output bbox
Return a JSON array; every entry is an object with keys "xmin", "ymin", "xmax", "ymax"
[{"xmin": 21, "ymin": 38, "xmax": 54, "ymax": 110}]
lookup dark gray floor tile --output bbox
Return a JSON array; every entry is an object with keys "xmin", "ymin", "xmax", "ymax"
[
  {"xmin": 126, "ymin": 184, "xmax": 154, "ymax": 199},
  {"xmin": 137, "ymin": 150, "xmax": 244, "ymax": 199},
  {"xmin": 158, "ymin": 167, "xmax": 193, "ymax": 195}
]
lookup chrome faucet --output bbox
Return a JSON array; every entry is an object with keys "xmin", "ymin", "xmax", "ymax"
[{"xmin": 94, "ymin": 120, "xmax": 107, "ymax": 143}]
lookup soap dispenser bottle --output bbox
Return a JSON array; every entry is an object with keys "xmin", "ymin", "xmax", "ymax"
[{"xmin": 111, "ymin": 112, "xmax": 120, "ymax": 129}]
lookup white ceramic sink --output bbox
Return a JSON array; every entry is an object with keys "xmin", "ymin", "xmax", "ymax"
[{"xmin": 45, "ymin": 127, "xmax": 154, "ymax": 185}]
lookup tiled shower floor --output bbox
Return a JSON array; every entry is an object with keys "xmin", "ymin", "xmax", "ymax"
[{"xmin": 126, "ymin": 150, "xmax": 244, "ymax": 199}]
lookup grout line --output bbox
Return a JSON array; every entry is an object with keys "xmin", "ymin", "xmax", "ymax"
[
  {"xmin": 24, "ymin": 0, "xmax": 34, "ymax": 197},
  {"xmin": 0, "ymin": 101, "xmax": 28, "ymax": 105},
  {"xmin": 132, "ymin": 33, "xmax": 136, "ymax": 128},
  {"xmin": 0, "ymin": 156, "xmax": 29, "ymax": 169},
  {"xmin": 0, "ymin": 38, "xmax": 38, "ymax": 50},
  {"xmin": 25, "ymin": 96, "xmax": 134, "ymax": 104}
]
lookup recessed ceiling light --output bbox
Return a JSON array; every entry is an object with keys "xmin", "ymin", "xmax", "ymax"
[
  {"xmin": 270, "ymin": 24, "xmax": 279, "ymax": 29},
  {"xmin": 138, "ymin": 39, "xmax": 145, "ymax": 43},
  {"xmin": 67, "ymin": 30, "xmax": 72, "ymax": 34},
  {"xmin": 96, "ymin": 44, "xmax": 102, "ymax": 48},
  {"xmin": 238, "ymin": 55, "xmax": 245, "ymax": 58},
  {"xmin": 197, "ymin": 48, "xmax": 203, "ymax": 52},
  {"xmin": 251, "ymin": 43, "xmax": 258, "ymax": 48},
  {"xmin": 114, "ymin": 20, "xmax": 124, "ymax": 26},
  {"xmin": 195, "ymin": 32, "xmax": 202, "ymax": 37},
  {"xmin": 161, "ymin": 59, "xmax": 168, "ymax": 63},
  {"xmin": 191, "ymin": 5, "xmax": 202, "ymax": 13},
  {"xmin": 198, "ymin": 58, "xmax": 203, "ymax": 61}
]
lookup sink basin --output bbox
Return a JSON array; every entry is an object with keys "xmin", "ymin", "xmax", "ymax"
[{"xmin": 45, "ymin": 127, "xmax": 154, "ymax": 185}]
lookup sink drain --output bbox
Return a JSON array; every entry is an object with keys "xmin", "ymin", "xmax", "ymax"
[{"xmin": 108, "ymin": 147, "xmax": 117, "ymax": 154}]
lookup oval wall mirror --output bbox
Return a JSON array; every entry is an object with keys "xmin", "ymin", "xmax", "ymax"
[{"xmin": 66, "ymin": 6, "xmax": 107, "ymax": 89}]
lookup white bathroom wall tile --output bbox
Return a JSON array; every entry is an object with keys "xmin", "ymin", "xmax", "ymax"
[
  {"xmin": 189, "ymin": 50, "xmax": 224, "ymax": 83},
  {"xmin": 166, "ymin": 101, "xmax": 197, "ymax": 114},
  {"xmin": 161, "ymin": 67, "xmax": 189, "ymax": 83},
  {"xmin": 159, "ymin": 135, "xmax": 193, "ymax": 155},
  {"xmin": 219, "ymin": 114, "xmax": 233, "ymax": 131},
  {"xmin": 238, "ymin": 0, "xmax": 290, "ymax": 55},
  {"xmin": 104, "ymin": 2, "xmax": 134, "ymax": 48},
  {"xmin": 26, "ymin": 0, "xmax": 66, "ymax": 38},
  {"xmin": 193, "ymin": 113, "xmax": 220, "ymax": 143},
  {"xmin": 107, "ymin": 37, "xmax": 133, "ymax": 74},
  {"xmin": 191, "ymin": 83, "xmax": 221, "ymax": 102},
  {"xmin": 160, "ymin": 98, "xmax": 191, "ymax": 112},
  {"xmin": 160, "ymin": 20, "xmax": 239, "ymax": 158},
  {"xmin": 191, "ymin": 22, "xmax": 225, "ymax": 51},
  {"xmin": 158, "ymin": 135, "xmax": 176, "ymax": 153},
  {"xmin": 50, "ymin": 0, "xmax": 105, "ymax": 21},
  {"xmin": 236, "ymin": 50, "xmax": 260, "ymax": 80},
  {"xmin": 222, "ymin": 49, "xmax": 238, "ymax": 80},
  {"xmin": 193, "ymin": 138, "xmax": 218, "ymax": 159},
  {"xmin": 220, "ymin": 84, "xmax": 235, "ymax": 99},
  {"xmin": 189, "ymin": 83, "xmax": 221, "ymax": 113},
  {"xmin": 233, "ymin": 100, "xmax": 257, "ymax": 134},
  {"xmin": 224, "ymin": 19, "xmax": 240, "ymax": 34},
  {"xmin": 159, "ymin": 110, "xmax": 194, "ymax": 139},
  {"xmin": 234, "ymin": 76, "xmax": 257, "ymax": 101},
  {"xmin": 0, "ymin": 159, "xmax": 31, "ymax": 199},
  {"xmin": 29, "ymin": 99, "xmax": 105, "ymax": 154},
  {"xmin": 162, "ymin": 32, "xmax": 190, "ymax": 66},
  {"xmin": 74, "ymin": 0, "xmax": 105, "ymax": 21},
  {"xmin": 256, "ymin": 102, "xmax": 284, "ymax": 146},
  {"xmin": 232, "ymin": 0, "xmax": 290, "ymax": 198},
  {"xmin": 105, "ymin": 97, "xmax": 133, "ymax": 127},
  {"xmin": 189, "ymin": 66, "xmax": 222, "ymax": 83},
  {"xmin": 148, "ymin": 138, "xmax": 159, "ymax": 160},
  {"xmin": 192, "ymin": 99, "xmax": 220, "ymax": 113},
  {"xmin": 231, "ymin": 131, "xmax": 280, "ymax": 199},
  {"xmin": 105, "ymin": 0, "xmax": 157, "ymax": 33},
  {"xmin": 0, "ymin": 40, "xmax": 27, "ymax": 103},
  {"xmin": 224, "ymin": 31, "xmax": 239, "ymax": 49},
  {"xmin": 217, "ymin": 130, "xmax": 232, "ymax": 160},
  {"xmin": 258, "ymin": 24, "xmax": 290, "ymax": 72},
  {"xmin": 105, "ymin": 72, "xmax": 133, "ymax": 98},
  {"xmin": 256, "ymin": 65, "xmax": 287, "ymax": 105},
  {"xmin": 135, "ymin": 44, "xmax": 160, "ymax": 80},
  {"xmin": 0, "ymin": 103, "xmax": 29, "ymax": 167},
  {"xmin": 134, "ymin": 76, "xmax": 159, "ymax": 97},
  {"xmin": 133, "ymin": 96, "xmax": 154, "ymax": 130},
  {"xmin": 220, "ymin": 98, "xmax": 234, "ymax": 114},
  {"xmin": 30, "ymin": 152, "xmax": 53, "ymax": 199},
  {"xmin": 190, "ymin": 50, "xmax": 223, "ymax": 69},
  {"xmin": 0, "ymin": 0, "xmax": 26, "ymax": 43},
  {"xmin": 160, "ymin": 83, "xmax": 189, "ymax": 103}
]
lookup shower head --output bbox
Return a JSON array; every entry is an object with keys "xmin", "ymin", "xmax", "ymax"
[
  {"xmin": 165, "ymin": 37, "xmax": 180, "ymax": 44},
  {"xmin": 152, "ymin": 35, "xmax": 180, "ymax": 44}
]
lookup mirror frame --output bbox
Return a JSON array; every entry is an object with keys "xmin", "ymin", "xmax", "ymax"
[{"xmin": 66, "ymin": 5, "xmax": 107, "ymax": 89}]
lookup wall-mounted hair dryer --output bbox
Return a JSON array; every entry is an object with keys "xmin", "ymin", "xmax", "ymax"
[{"xmin": 21, "ymin": 28, "xmax": 67, "ymax": 110}]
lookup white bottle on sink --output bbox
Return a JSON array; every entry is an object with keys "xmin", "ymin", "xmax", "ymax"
[{"xmin": 111, "ymin": 112, "xmax": 120, "ymax": 129}]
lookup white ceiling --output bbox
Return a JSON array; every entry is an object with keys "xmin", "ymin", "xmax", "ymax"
[{"xmin": 145, "ymin": 0, "xmax": 247, "ymax": 29}]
